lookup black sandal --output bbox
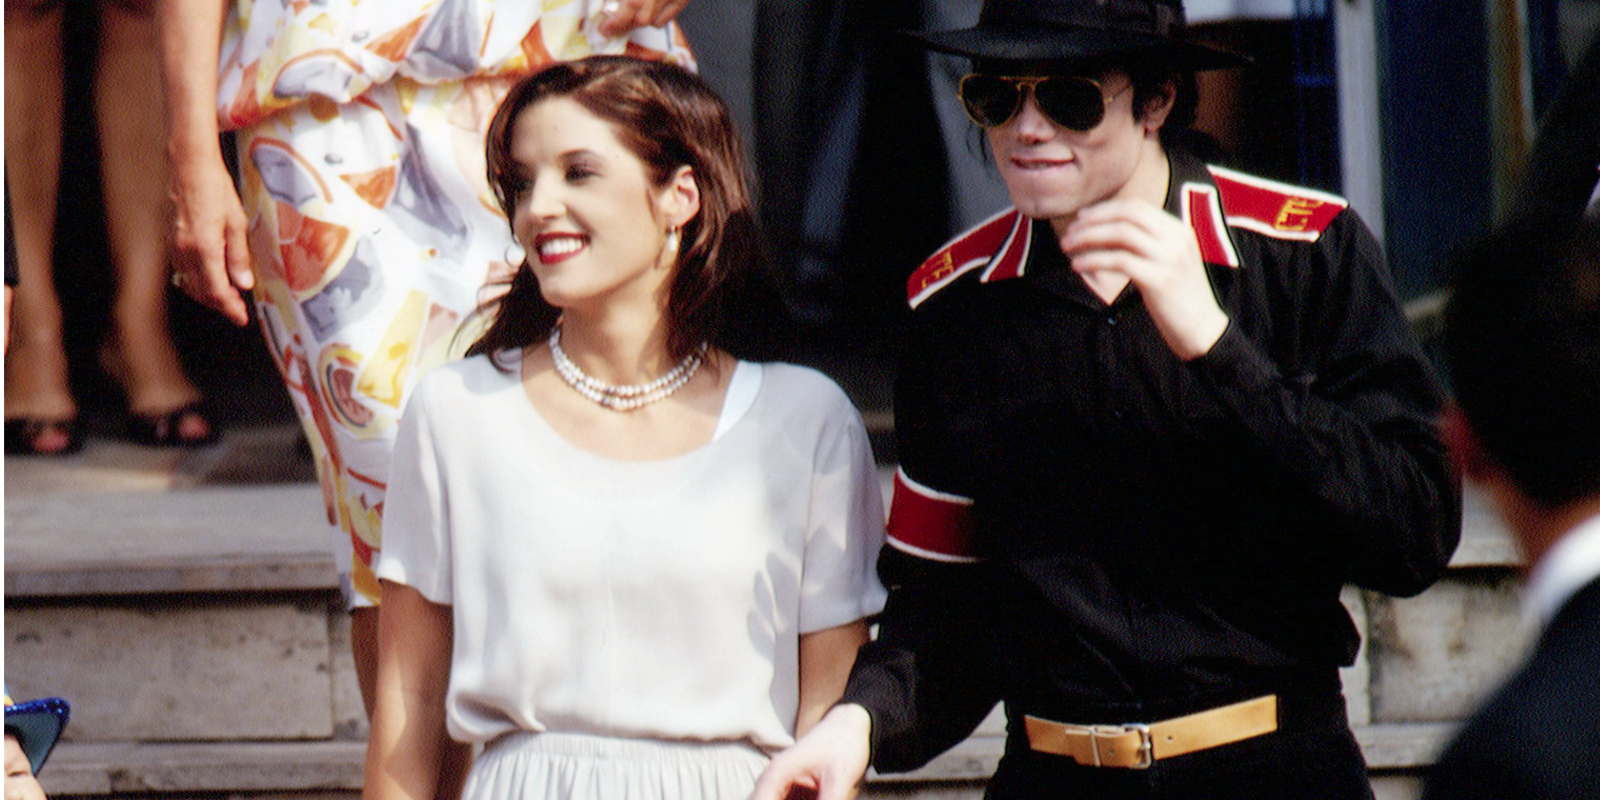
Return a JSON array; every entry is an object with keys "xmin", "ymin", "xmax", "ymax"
[
  {"xmin": 4, "ymin": 417, "xmax": 85, "ymax": 456},
  {"xmin": 126, "ymin": 403, "xmax": 219, "ymax": 447}
]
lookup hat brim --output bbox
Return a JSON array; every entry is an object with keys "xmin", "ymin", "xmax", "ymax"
[
  {"xmin": 5, "ymin": 698, "xmax": 70, "ymax": 775},
  {"xmin": 905, "ymin": 21, "xmax": 1250, "ymax": 72}
]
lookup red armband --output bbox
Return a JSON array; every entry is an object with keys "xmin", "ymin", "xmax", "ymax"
[{"xmin": 886, "ymin": 468, "xmax": 983, "ymax": 562}]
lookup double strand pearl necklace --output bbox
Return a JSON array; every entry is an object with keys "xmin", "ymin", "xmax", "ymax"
[{"xmin": 547, "ymin": 326, "xmax": 707, "ymax": 411}]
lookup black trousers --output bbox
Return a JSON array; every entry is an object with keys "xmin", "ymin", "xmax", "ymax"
[{"xmin": 985, "ymin": 690, "xmax": 1374, "ymax": 800}]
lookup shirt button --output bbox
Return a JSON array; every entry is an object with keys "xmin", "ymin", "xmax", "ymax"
[
  {"xmin": 1106, "ymin": 314, "xmax": 1119, "ymax": 326},
  {"xmin": 1112, "ymin": 408, "xmax": 1126, "ymax": 420}
]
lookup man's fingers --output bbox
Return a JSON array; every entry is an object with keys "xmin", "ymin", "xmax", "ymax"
[
  {"xmin": 1073, "ymin": 197, "xmax": 1171, "ymax": 228},
  {"xmin": 1061, "ymin": 218, "xmax": 1160, "ymax": 259},
  {"xmin": 815, "ymin": 770, "xmax": 860, "ymax": 800},
  {"xmin": 1066, "ymin": 249, "xmax": 1147, "ymax": 286},
  {"xmin": 749, "ymin": 758, "xmax": 859, "ymax": 800},
  {"xmin": 749, "ymin": 755, "xmax": 830, "ymax": 800},
  {"xmin": 747, "ymin": 767, "xmax": 798, "ymax": 800}
]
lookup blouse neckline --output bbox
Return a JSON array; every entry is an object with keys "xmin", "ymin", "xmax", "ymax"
[{"xmin": 497, "ymin": 349, "xmax": 763, "ymax": 468}]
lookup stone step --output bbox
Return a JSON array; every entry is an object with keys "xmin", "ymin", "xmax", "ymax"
[
  {"xmin": 38, "ymin": 722, "xmax": 1458, "ymax": 797},
  {"xmin": 43, "ymin": 741, "xmax": 366, "ymax": 797}
]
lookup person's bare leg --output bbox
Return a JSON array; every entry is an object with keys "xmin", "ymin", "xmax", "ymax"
[
  {"xmin": 3, "ymin": 0, "xmax": 76, "ymax": 450},
  {"xmin": 95, "ymin": 0, "xmax": 208, "ymax": 439},
  {"xmin": 351, "ymin": 605, "xmax": 381, "ymax": 719}
]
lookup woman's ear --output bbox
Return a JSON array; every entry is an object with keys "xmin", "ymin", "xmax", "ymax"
[{"xmin": 661, "ymin": 165, "xmax": 701, "ymax": 230}]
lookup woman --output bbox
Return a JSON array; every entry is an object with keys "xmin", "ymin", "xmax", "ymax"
[
  {"xmin": 364, "ymin": 57, "xmax": 886, "ymax": 800},
  {"xmin": 159, "ymin": 0, "xmax": 693, "ymax": 720},
  {"xmin": 6, "ymin": 0, "xmax": 214, "ymax": 455}
]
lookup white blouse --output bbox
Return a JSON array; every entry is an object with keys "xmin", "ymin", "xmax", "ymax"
[{"xmin": 376, "ymin": 354, "xmax": 887, "ymax": 750}]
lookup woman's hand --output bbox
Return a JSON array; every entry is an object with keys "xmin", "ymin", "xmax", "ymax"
[
  {"xmin": 159, "ymin": 0, "xmax": 253, "ymax": 326},
  {"xmin": 596, "ymin": 0, "xmax": 692, "ymax": 37},
  {"xmin": 168, "ymin": 151, "xmax": 254, "ymax": 326}
]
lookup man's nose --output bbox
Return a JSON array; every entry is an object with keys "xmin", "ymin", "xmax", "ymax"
[{"xmin": 1010, "ymin": 94, "xmax": 1057, "ymax": 142}]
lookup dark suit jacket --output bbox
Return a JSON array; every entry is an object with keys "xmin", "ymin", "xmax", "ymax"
[
  {"xmin": 1510, "ymin": 32, "xmax": 1600, "ymax": 222},
  {"xmin": 1422, "ymin": 577, "xmax": 1600, "ymax": 799}
]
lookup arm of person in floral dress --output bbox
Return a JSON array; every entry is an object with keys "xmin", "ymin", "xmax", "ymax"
[
  {"xmin": 596, "ymin": 0, "xmax": 693, "ymax": 37},
  {"xmin": 157, "ymin": 0, "xmax": 253, "ymax": 326},
  {"xmin": 364, "ymin": 582, "xmax": 459, "ymax": 800}
]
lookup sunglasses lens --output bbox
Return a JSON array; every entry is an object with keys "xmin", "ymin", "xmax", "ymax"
[
  {"xmin": 960, "ymin": 75, "xmax": 1023, "ymax": 128},
  {"xmin": 1035, "ymin": 78, "xmax": 1106, "ymax": 131}
]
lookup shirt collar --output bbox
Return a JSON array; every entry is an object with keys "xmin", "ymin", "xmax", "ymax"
[
  {"xmin": 1524, "ymin": 512, "xmax": 1600, "ymax": 627},
  {"xmin": 1164, "ymin": 145, "xmax": 1214, "ymax": 214}
]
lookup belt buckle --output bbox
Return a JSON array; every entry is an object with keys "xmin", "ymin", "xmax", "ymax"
[{"xmin": 1090, "ymin": 723, "xmax": 1154, "ymax": 769}]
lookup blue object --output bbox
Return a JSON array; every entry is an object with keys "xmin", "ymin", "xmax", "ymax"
[{"xmin": 4, "ymin": 693, "xmax": 72, "ymax": 775}]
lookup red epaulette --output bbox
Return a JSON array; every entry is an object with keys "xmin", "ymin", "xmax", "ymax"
[
  {"xmin": 1207, "ymin": 165, "xmax": 1349, "ymax": 243},
  {"xmin": 906, "ymin": 208, "xmax": 1033, "ymax": 309}
]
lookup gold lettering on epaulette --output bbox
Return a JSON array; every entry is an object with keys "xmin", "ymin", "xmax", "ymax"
[
  {"xmin": 1274, "ymin": 197, "xmax": 1325, "ymax": 231},
  {"xmin": 919, "ymin": 250, "xmax": 956, "ymax": 291}
]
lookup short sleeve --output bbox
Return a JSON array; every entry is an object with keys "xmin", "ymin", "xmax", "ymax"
[
  {"xmin": 373, "ymin": 378, "xmax": 453, "ymax": 604},
  {"xmin": 799, "ymin": 393, "xmax": 888, "ymax": 633}
]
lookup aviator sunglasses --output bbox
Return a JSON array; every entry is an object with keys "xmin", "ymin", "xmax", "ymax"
[{"xmin": 958, "ymin": 74, "xmax": 1132, "ymax": 131}]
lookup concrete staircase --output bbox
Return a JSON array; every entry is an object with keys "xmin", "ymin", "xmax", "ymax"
[{"xmin": 5, "ymin": 424, "xmax": 1534, "ymax": 800}]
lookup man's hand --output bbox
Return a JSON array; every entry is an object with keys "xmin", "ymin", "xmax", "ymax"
[
  {"xmin": 595, "ymin": 0, "xmax": 692, "ymax": 37},
  {"xmin": 749, "ymin": 703, "xmax": 871, "ymax": 800},
  {"xmin": 168, "ymin": 151, "xmax": 254, "ymax": 326},
  {"xmin": 1060, "ymin": 199, "xmax": 1229, "ymax": 361}
]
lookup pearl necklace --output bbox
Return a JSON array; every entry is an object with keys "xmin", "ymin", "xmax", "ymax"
[{"xmin": 547, "ymin": 326, "xmax": 707, "ymax": 411}]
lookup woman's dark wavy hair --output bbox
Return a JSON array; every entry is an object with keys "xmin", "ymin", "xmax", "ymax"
[{"xmin": 469, "ymin": 56, "xmax": 780, "ymax": 364}]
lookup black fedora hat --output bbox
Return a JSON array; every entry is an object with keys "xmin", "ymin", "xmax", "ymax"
[{"xmin": 907, "ymin": 0, "xmax": 1248, "ymax": 71}]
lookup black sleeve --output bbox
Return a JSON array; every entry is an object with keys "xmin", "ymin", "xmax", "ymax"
[
  {"xmin": 1188, "ymin": 210, "xmax": 1462, "ymax": 596},
  {"xmin": 839, "ymin": 307, "xmax": 1003, "ymax": 773}
]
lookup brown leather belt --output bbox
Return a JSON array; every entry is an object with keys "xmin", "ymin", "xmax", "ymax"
[{"xmin": 1024, "ymin": 695, "xmax": 1278, "ymax": 769}]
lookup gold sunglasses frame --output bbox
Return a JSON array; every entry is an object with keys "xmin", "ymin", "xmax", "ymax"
[{"xmin": 957, "ymin": 74, "xmax": 1133, "ymax": 131}]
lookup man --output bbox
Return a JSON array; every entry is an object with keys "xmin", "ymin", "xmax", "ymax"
[
  {"xmin": 752, "ymin": 1, "xmax": 1461, "ymax": 798},
  {"xmin": 1421, "ymin": 232, "xmax": 1600, "ymax": 799}
]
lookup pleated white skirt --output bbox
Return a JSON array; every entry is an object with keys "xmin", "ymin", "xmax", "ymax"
[{"xmin": 463, "ymin": 731, "xmax": 772, "ymax": 800}]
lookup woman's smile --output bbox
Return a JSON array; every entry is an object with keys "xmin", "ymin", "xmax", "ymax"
[{"xmin": 534, "ymin": 232, "xmax": 589, "ymax": 265}]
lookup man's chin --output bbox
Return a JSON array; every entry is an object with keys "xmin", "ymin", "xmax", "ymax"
[{"xmin": 1011, "ymin": 197, "xmax": 1082, "ymax": 223}]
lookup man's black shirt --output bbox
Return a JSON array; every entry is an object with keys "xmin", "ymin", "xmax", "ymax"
[{"xmin": 842, "ymin": 148, "xmax": 1462, "ymax": 772}]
